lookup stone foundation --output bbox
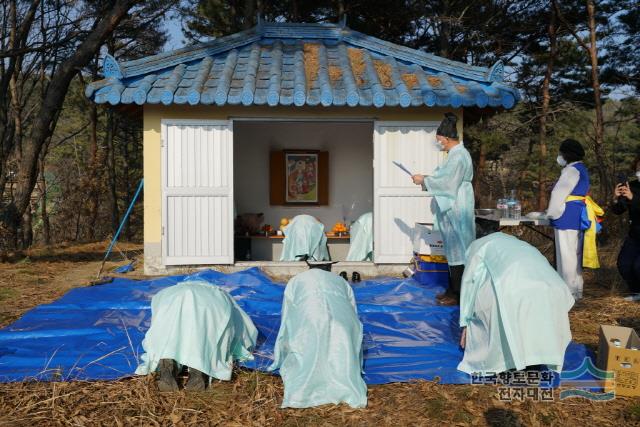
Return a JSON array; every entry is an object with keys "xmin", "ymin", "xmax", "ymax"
[
  {"xmin": 143, "ymin": 242, "xmax": 166, "ymax": 275},
  {"xmin": 142, "ymin": 243, "xmax": 406, "ymax": 278}
]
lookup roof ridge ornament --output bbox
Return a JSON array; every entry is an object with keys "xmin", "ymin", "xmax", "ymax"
[
  {"xmin": 103, "ymin": 54, "xmax": 123, "ymax": 79},
  {"xmin": 487, "ymin": 60, "xmax": 504, "ymax": 83}
]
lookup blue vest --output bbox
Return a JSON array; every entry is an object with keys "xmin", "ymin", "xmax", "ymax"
[{"xmin": 552, "ymin": 162, "xmax": 590, "ymax": 230}]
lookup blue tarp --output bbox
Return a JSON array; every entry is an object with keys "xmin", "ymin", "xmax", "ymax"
[
  {"xmin": 113, "ymin": 263, "xmax": 135, "ymax": 274},
  {"xmin": 0, "ymin": 268, "xmax": 593, "ymax": 385}
]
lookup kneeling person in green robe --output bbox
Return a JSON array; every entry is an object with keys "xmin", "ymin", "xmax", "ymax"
[
  {"xmin": 458, "ymin": 233, "xmax": 575, "ymax": 374},
  {"xmin": 135, "ymin": 281, "xmax": 258, "ymax": 391},
  {"xmin": 269, "ymin": 269, "xmax": 367, "ymax": 408}
]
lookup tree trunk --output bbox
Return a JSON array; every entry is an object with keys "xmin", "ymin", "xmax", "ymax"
[
  {"xmin": 336, "ymin": 0, "xmax": 345, "ymax": 20},
  {"xmin": 2, "ymin": 67, "xmax": 23, "ymax": 250},
  {"xmin": 243, "ymin": 0, "xmax": 255, "ymax": 29},
  {"xmin": 122, "ymin": 126, "xmax": 132, "ymax": 240},
  {"xmin": 106, "ymin": 109, "xmax": 120, "ymax": 233},
  {"xmin": 74, "ymin": 206, "xmax": 81, "ymax": 241},
  {"xmin": 439, "ymin": 20, "xmax": 451, "ymax": 59},
  {"xmin": 0, "ymin": 0, "xmax": 40, "ymax": 195},
  {"xmin": 475, "ymin": 139, "xmax": 486, "ymax": 207},
  {"xmin": 39, "ymin": 157, "xmax": 50, "ymax": 245},
  {"xmin": 472, "ymin": 117, "xmax": 487, "ymax": 207},
  {"xmin": 87, "ymin": 101, "xmax": 99, "ymax": 240},
  {"xmin": 537, "ymin": 4, "xmax": 557, "ymax": 210},
  {"xmin": 586, "ymin": 0, "xmax": 610, "ymax": 199},
  {"xmin": 9, "ymin": 73, "xmax": 23, "ymax": 160},
  {"xmin": 4, "ymin": 68, "xmax": 23, "ymax": 248},
  {"xmin": 516, "ymin": 135, "xmax": 536, "ymax": 198},
  {"xmin": 21, "ymin": 206, "xmax": 32, "ymax": 248},
  {"xmin": 38, "ymin": 0, "xmax": 50, "ymax": 246},
  {"xmin": 0, "ymin": 0, "xmax": 141, "ymax": 253}
]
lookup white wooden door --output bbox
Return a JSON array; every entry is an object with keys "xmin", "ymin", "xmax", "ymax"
[
  {"xmin": 162, "ymin": 120, "xmax": 234, "ymax": 265},
  {"xmin": 373, "ymin": 121, "xmax": 444, "ymax": 263}
]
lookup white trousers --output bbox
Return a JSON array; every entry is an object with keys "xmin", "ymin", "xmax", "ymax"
[{"xmin": 554, "ymin": 228, "xmax": 583, "ymax": 299}]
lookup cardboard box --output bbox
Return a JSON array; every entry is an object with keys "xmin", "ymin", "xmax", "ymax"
[
  {"xmin": 597, "ymin": 325, "xmax": 640, "ymax": 397},
  {"xmin": 412, "ymin": 223, "xmax": 445, "ymax": 256}
]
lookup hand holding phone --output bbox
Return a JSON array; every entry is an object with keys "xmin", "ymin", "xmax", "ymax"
[{"xmin": 615, "ymin": 174, "xmax": 633, "ymax": 201}]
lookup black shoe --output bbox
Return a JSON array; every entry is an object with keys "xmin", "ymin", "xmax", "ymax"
[
  {"xmin": 157, "ymin": 359, "xmax": 179, "ymax": 392},
  {"xmin": 351, "ymin": 272, "xmax": 361, "ymax": 282},
  {"xmin": 436, "ymin": 290, "xmax": 459, "ymax": 306},
  {"xmin": 184, "ymin": 367, "xmax": 208, "ymax": 391},
  {"xmin": 339, "ymin": 271, "xmax": 348, "ymax": 281}
]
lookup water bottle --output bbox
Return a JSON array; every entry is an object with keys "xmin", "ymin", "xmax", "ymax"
[
  {"xmin": 506, "ymin": 190, "xmax": 517, "ymax": 219},
  {"xmin": 496, "ymin": 198, "xmax": 508, "ymax": 218},
  {"xmin": 512, "ymin": 200, "xmax": 522, "ymax": 220},
  {"xmin": 506, "ymin": 200, "xmax": 515, "ymax": 219}
]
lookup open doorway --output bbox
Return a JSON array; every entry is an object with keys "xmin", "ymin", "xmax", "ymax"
[{"xmin": 233, "ymin": 120, "xmax": 374, "ymax": 262}]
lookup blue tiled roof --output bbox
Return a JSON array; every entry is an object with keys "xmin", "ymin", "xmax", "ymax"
[{"xmin": 86, "ymin": 22, "xmax": 520, "ymax": 109}]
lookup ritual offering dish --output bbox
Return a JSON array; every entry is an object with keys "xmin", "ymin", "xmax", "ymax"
[
  {"xmin": 261, "ymin": 224, "xmax": 273, "ymax": 236},
  {"xmin": 332, "ymin": 222, "xmax": 347, "ymax": 236}
]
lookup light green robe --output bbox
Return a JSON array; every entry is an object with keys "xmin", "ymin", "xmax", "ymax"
[
  {"xmin": 280, "ymin": 215, "xmax": 330, "ymax": 261},
  {"xmin": 459, "ymin": 233, "xmax": 574, "ymax": 374},
  {"xmin": 346, "ymin": 212, "xmax": 373, "ymax": 261},
  {"xmin": 424, "ymin": 143, "xmax": 475, "ymax": 265},
  {"xmin": 268, "ymin": 269, "xmax": 367, "ymax": 408},
  {"xmin": 135, "ymin": 281, "xmax": 257, "ymax": 380}
]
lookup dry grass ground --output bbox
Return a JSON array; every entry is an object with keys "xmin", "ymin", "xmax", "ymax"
[
  {"xmin": 0, "ymin": 242, "xmax": 143, "ymax": 328},
  {"xmin": 1, "ymin": 240, "xmax": 640, "ymax": 426}
]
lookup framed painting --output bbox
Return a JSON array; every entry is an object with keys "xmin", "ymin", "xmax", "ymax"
[{"xmin": 285, "ymin": 151, "xmax": 319, "ymax": 203}]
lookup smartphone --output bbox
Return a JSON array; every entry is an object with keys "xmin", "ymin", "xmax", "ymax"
[{"xmin": 617, "ymin": 173, "xmax": 628, "ymax": 186}]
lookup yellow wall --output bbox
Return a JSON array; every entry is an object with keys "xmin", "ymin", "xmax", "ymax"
[{"xmin": 143, "ymin": 105, "xmax": 463, "ymax": 245}]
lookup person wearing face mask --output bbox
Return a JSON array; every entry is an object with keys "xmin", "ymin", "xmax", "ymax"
[
  {"xmin": 412, "ymin": 112, "xmax": 475, "ymax": 305},
  {"xmin": 613, "ymin": 155, "xmax": 640, "ymax": 294},
  {"xmin": 547, "ymin": 139, "xmax": 594, "ymax": 300}
]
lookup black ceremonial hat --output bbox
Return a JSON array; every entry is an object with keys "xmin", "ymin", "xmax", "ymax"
[{"xmin": 436, "ymin": 113, "xmax": 458, "ymax": 139}]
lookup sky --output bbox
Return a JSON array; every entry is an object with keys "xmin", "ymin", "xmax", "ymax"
[{"xmin": 163, "ymin": 13, "xmax": 187, "ymax": 51}]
